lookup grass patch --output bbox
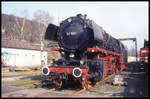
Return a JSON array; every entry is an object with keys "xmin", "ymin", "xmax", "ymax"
[
  {"xmin": 2, "ymin": 75, "xmax": 46, "ymax": 86},
  {"xmin": 2, "ymin": 70, "xmax": 42, "ymax": 77},
  {"xmin": 16, "ymin": 70, "xmax": 42, "ymax": 75},
  {"xmin": 3, "ymin": 79, "xmax": 35, "ymax": 86},
  {"xmin": 111, "ymin": 85, "xmax": 124, "ymax": 89}
]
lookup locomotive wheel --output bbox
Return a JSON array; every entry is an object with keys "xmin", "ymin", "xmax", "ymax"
[
  {"xmin": 118, "ymin": 67, "xmax": 121, "ymax": 71},
  {"xmin": 102, "ymin": 60, "xmax": 106, "ymax": 78},
  {"xmin": 59, "ymin": 81, "xmax": 63, "ymax": 88},
  {"xmin": 95, "ymin": 59, "xmax": 106, "ymax": 80},
  {"xmin": 90, "ymin": 59, "xmax": 106, "ymax": 83},
  {"xmin": 92, "ymin": 71, "xmax": 103, "ymax": 82},
  {"xmin": 54, "ymin": 80, "xmax": 63, "ymax": 90}
]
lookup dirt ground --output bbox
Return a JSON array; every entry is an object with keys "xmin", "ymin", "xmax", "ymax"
[
  {"xmin": 74, "ymin": 62, "xmax": 149, "ymax": 97},
  {"xmin": 1, "ymin": 61, "xmax": 149, "ymax": 98}
]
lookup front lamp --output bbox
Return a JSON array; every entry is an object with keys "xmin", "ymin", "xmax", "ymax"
[
  {"xmin": 50, "ymin": 59, "xmax": 54, "ymax": 64},
  {"xmin": 80, "ymin": 60, "xmax": 84, "ymax": 65}
]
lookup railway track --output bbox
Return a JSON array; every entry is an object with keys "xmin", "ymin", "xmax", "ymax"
[
  {"xmin": 65, "ymin": 70, "xmax": 123, "ymax": 97},
  {"xmin": 6, "ymin": 70, "xmax": 123, "ymax": 97},
  {"xmin": 11, "ymin": 80, "xmax": 42, "ymax": 87},
  {"xmin": 3, "ymin": 73, "xmax": 43, "ymax": 87},
  {"xmin": 2, "ymin": 73, "xmax": 43, "ymax": 78},
  {"xmin": 32, "ymin": 71, "xmax": 121, "ymax": 97}
]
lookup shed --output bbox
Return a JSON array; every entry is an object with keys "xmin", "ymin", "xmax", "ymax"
[{"xmin": 1, "ymin": 39, "xmax": 47, "ymax": 67}]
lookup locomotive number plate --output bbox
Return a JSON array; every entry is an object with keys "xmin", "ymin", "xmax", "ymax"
[{"xmin": 66, "ymin": 32, "xmax": 77, "ymax": 36}]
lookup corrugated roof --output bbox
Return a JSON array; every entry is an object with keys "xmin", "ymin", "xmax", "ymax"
[{"xmin": 2, "ymin": 39, "xmax": 42, "ymax": 51}]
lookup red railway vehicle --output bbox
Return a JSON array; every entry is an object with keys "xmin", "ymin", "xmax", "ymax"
[
  {"xmin": 42, "ymin": 14, "xmax": 127, "ymax": 89},
  {"xmin": 140, "ymin": 40, "xmax": 149, "ymax": 63},
  {"xmin": 139, "ymin": 40, "xmax": 149, "ymax": 72}
]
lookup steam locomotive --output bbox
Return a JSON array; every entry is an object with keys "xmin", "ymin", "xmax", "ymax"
[{"xmin": 42, "ymin": 14, "xmax": 127, "ymax": 89}]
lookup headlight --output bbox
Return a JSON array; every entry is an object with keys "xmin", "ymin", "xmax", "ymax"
[
  {"xmin": 67, "ymin": 18, "xmax": 72, "ymax": 22},
  {"xmin": 42, "ymin": 66, "xmax": 50, "ymax": 76},
  {"xmin": 80, "ymin": 60, "xmax": 84, "ymax": 65},
  {"xmin": 69, "ymin": 53, "xmax": 75, "ymax": 58},
  {"xmin": 72, "ymin": 67, "xmax": 82, "ymax": 78}
]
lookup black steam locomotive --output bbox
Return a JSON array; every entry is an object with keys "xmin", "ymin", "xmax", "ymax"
[{"xmin": 42, "ymin": 14, "xmax": 127, "ymax": 89}]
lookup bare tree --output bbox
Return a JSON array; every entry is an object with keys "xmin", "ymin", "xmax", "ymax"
[
  {"xmin": 14, "ymin": 9, "xmax": 28, "ymax": 40},
  {"xmin": 33, "ymin": 9, "xmax": 53, "ymax": 45},
  {"xmin": 33, "ymin": 10, "xmax": 53, "ymax": 40},
  {"xmin": 33, "ymin": 9, "xmax": 53, "ymax": 26},
  {"xmin": 2, "ymin": 14, "xmax": 16, "ymax": 40},
  {"xmin": 33, "ymin": 9, "xmax": 53, "ymax": 66}
]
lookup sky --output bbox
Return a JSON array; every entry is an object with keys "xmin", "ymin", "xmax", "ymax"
[{"xmin": 2, "ymin": 1, "xmax": 149, "ymax": 52}]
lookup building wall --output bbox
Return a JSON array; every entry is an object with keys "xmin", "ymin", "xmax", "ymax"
[
  {"xmin": 1, "ymin": 48, "xmax": 47, "ymax": 67},
  {"xmin": 128, "ymin": 56, "xmax": 140, "ymax": 62}
]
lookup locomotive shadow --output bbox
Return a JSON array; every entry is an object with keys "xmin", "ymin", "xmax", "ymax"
[
  {"xmin": 59, "ymin": 81, "xmax": 83, "ymax": 91},
  {"xmin": 112, "ymin": 61, "xmax": 149, "ymax": 97},
  {"xmin": 19, "ymin": 75, "xmax": 56, "ymax": 89},
  {"xmin": 20, "ymin": 75, "xmax": 83, "ymax": 91},
  {"xmin": 19, "ymin": 75, "xmax": 45, "ymax": 81},
  {"xmin": 125, "ymin": 61, "xmax": 149, "ymax": 72}
]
